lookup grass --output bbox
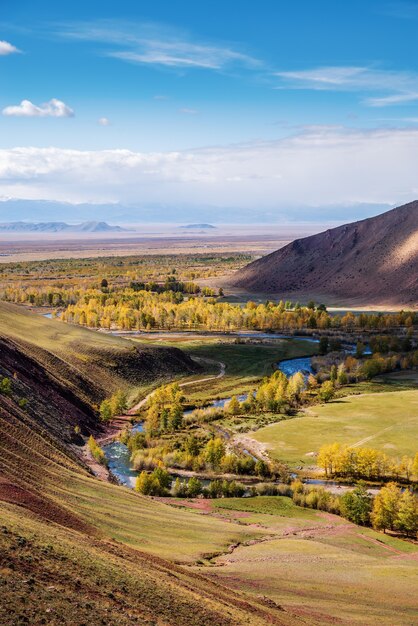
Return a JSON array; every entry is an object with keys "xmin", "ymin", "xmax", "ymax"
[
  {"xmin": 133, "ymin": 337, "xmax": 318, "ymax": 403},
  {"xmin": 215, "ymin": 495, "xmax": 318, "ymax": 519},
  {"xmin": 206, "ymin": 496, "xmax": 418, "ymax": 626},
  {"xmin": 0, "ymin": 502, "xmax": 277, "ymax": 626},
  {"xmin": 252, "ymin": 389, "xmax": 418, "ymax": 467},
  {"xmin": 0, "ymin": 301, "xmax": 196, "ymax": 403},
  {"xmin": 59, "ymin": 473, "xmax": 261, "ymax": 563}
]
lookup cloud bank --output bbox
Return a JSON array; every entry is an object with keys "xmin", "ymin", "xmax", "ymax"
[
  {"xmin": 2, "ymin": 98, "xmax": 74, "ymax": 118},
  {"xmin": 0, "ymin": 127, "xmax": 417, "ymax": 214}
]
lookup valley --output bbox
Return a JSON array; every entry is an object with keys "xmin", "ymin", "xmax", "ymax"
[{"xmin": 1, "ymin": 226, "xmax": 417, "ymax": 626}]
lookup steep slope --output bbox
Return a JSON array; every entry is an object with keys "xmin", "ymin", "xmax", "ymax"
[
  {"xmin": 231, "ymin": 201, "xmax": 418, "ymax": 306},
  {"xmin": 0, "ymin": 302, "xmax": 198, "ymax": 404}
]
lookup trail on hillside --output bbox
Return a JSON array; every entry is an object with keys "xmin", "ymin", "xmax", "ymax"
[{"xmin": 127, "ymin": 356, "xmax": 226, "ymax": 415}]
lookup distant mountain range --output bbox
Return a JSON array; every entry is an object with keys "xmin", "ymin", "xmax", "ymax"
[
  {"xmin": 180, "ymin": 223, "xmax": 216, "ymax": 229},
  {"xmin": 230, "ymin": 201, "xmax": 418, "ymax": 307},
  {"xmin": 0, "ymin": 221, "xmax": 127, "ymax": 233}
]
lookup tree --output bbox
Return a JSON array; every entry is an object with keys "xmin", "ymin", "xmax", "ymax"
[
  {"xmin": 371, "ymin": 482, "xmax": 401, "ymax": 533},
  {"xmin": 319, "ymin": 336, "xmax": 329, "ymax": 355},
  {"xmin": 169, "ymin": 401, "xmax": 183, "ymax": 431},
  {"xmin": 412, "ymin": 452, "xmax": 418, "ymax": 478},
  {"xmin": 329, "ymin": 365, "xmax": 337, "ymax": 383},
  {"xmin": 146, "ymin": 405, "xmax": 160, "ymax": 436},
  {"xmin": 99, "ymin": 399, "xmax": 112, "ymax": 421},
  {"xmin": 227, "ymin": 395, "xmax": 241, "ymax": 415},
  {"xmin": 110, "ymin": 390, "xmax": 128, "ymax": 416},
  {"xmin": 395, "ymin": 490, "xmax": 418, "ymax": 537},
  {"xmin": 356, "ymin": 342, "xmax": 365, "ymax": 358},
  {"xmin": 187, "ymin": 477, "xmax": 202, "ymax": 497},
  {"xmin": 205, "ymin": 438, "xmax": 225, "ymax": 470},
  {"xmin": 185, "ymin": 434, "xmax": 200, "ymax": 457},
  {"xmin": 337, "ymin": 364, "xmax": 347, "ymax": 386},
  {"xmin": 153, "ymin": 465, "xmax": 171, "ymax": 491},
  {"xmin": 318, "ymin": 380, "xmax": 335, "ymax": 403},
  {"xmin": 255, "ymin": 460, "xmax": 270, "ymax": 478},
  {"xmin": 135, "ymin": 471, "xmax": 158, "ymax": 495},
  {"xmin": 340, "ymin": 482, "xmax": 372, "ymax": 525}
]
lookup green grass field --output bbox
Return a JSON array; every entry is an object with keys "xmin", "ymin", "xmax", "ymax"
[
  {"xmin": 252, "ymin": 389, "xmax": 418, "ymax": 467},
  {"xmin": 204, "ymin": 496, "xmax": 418, "ymax": 626}
]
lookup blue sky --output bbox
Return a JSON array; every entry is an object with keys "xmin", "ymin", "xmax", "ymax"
[{"xmin": 1, "ymin": 0, "xmax": 418, "ymax": 221}]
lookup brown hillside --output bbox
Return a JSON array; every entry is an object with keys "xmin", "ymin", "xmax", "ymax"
[{"xmin": 231, "ymin": 201, "xmax": 418, "ymax": 306}]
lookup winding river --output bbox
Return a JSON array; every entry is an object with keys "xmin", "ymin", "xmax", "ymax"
[
  {"xmin": 102, "ymin": 334, "xmax": 371, "ymax": 492},
  {"xmin": 103, "ymin": 333, "xmax": 320, "ymax": 487}
]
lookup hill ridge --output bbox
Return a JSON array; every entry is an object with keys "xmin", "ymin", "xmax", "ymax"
[{"xmin": 230, "ymin": 201, "xmax": 418, "ymax": 306}]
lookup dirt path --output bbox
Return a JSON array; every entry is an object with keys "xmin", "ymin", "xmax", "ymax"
[
  {"xmin": 127, "ymin": 357, "xmax": 226, "ymax": 415},
  {"xmin": 94, "ymin": 357, "xmax": 226, "ymax": 448},
  {"xmin": 350, "ymin": 424, "xmax": 396, "ymax": 448},
  {"xmin": 232, "ymin": 433, "xmax": 270, "ymax": 462}
]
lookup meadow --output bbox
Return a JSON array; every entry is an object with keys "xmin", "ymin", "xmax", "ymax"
[
  {"xmin": 132, "ymin": 336, "xmax": 319, "ymax": 403},
  {"xmin": 252, "ymin": 389, "xmax": 418, "ymax": 468}
]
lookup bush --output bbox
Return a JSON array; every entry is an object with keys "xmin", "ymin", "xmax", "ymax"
[
  {"xmin": 88, "ymin": 435, "xmax": 108, "ymax": 467},
  {"xmin": 0, "ymin": 377, "xmax": 12, "ymax": 396}
]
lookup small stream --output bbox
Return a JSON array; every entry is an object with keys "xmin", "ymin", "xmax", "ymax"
[{"xmin": 102, "ymin": 335, "xmax": 371, "ymax": 493}]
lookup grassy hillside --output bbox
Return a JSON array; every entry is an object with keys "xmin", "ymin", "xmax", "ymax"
[
  {"xmin": 0, "ymin": 302, "xmax": 198, "ymax": 405},
  {"xmin": 0, "ymin": 319, "xmax": 290, "ymax": 625}
]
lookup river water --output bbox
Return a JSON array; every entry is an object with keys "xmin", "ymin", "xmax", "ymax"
[{"xmin": 102, "ymin": 335, "xmax": 371, "ymax": 492}]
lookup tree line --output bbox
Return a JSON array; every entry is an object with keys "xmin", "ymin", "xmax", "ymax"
[{"xmin": 317, "ymin": 442, "xmax": 418, "ymax": 482}]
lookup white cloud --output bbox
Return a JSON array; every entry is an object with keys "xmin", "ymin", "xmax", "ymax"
[
  {"xmin": 0, "ymin": 40, "xmax": 20, "ymax": 56},
  {"xmin": 60, "ymin": 20, "xmax": 259, "ymax": 70},
  {"xmin": 2, "ymin": 98, "xmax": 74, "ymax": 118},
  {"xmin": 0, "ymin": 127, "xmax": 418, "ymax": 211},
  {"xmin": 275, "ymin": 66, "xmax": 418, "ymax": 107},
  {"xmin": 179, "ymin": 108, "xmax": 197, "ymax": 115},
  {"xmin": 98, "ymin": 117, "xmax": 110, "ymax": 126}
]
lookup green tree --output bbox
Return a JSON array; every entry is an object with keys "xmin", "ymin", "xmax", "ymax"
[
  {"xmin": 110, "ymin": 390, "xmax": 128, "ymax": 416},
  {"xmin": 0, "ymin": 377, "xmax": 12, "ymax": 396},
  {"xmin": 205, "ymin": 438, "xmax": 225, "ymax": 470},
  {"xmin": 227, "ymin": 395, "xmax": 241, "ymax": 415},
  {"xmin": 187, "ymin": 477, "xmax": 202, "ymax": 497},
  {"xmin": 371, "ymin": 482, "xmax": 401, "ymax": 533},
  {"xmin": 153, "ymin": 465, "xmax": 171, "ymax": 491},
  {"xmin": 255, "ymin": 460, "xmax": 270, "ymax": 478},
  {"xmin": 185, "ymin": 434, "xmax": 200, "ymax": 457},
  {"xmin": 340, "ymin": 482, "xmax": 372, "ymax": 526},
  {"xmin": 99, "ymin": 399, "xmax": 112, "ymax": 421},
  {"xmin": 395, "ymin": 490, "xmax": 418, "ymax": 537},
  {"xmin": 319, "ymin": 336, "xmax": 329, "ymax": 355},
  {"xmin": 318, "ymin": 380, "xmax": 335, "ymax": 403},
  {"xmin": 169, "ymin": 401, "xmax": 183, "ymax": 431}
]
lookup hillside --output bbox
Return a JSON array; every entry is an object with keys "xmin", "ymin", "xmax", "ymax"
[
  {"xmin": 0, "ymin": 302, "xmax": 198, "ymax": 405},
  {"xmin": 0, "ymin": 328, "xmax": 286, "ymax": 625},
  {"xmin": 230, "ymin": 201, "xmax": 418, "ymax": 306},
  {"xmin": 0, "ymin": 221, "xmax": 126, "ymax": 233}
]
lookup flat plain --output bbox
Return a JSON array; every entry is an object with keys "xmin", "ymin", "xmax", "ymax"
[{"xmin": 252, "ymin": 388, "xmax": 418, "ymax": 468}]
